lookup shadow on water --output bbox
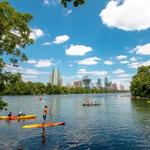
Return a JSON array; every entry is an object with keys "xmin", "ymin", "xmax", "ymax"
[
  {"xmin": 41, "ymin": 127, "xmax": 46, "ymax": 145},
  {"xmin": 130, "ymin": 98, "xmax": 150, "ymax": 146},
  {"xmin": 14, "ymin": 127, "xmax": 47, "ymax": 150}
]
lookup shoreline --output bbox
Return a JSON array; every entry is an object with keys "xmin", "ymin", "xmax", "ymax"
[{"xmin": 132, "ymin": 96, "xmax": 150, "ymax": 100}]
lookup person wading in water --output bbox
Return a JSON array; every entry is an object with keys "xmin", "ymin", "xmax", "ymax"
[{"xmin": 43, "ymin": 105, "xmax": 49, "ymax": 124}]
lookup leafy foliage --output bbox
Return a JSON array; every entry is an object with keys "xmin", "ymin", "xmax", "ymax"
[
  {"xmin": 0, "ymin": 1, "xmax": 33, "ymax": 69},
  {"xmin": 61, "ymin": 0, "xmax": 85, "ymax": 7},
  {"xmin": 0, "ymin": 99, "xmax": 7, "ymax": 109},
  {"xmin": 130, "ymin": 66, "xmax": 150, "ymax": 98}
]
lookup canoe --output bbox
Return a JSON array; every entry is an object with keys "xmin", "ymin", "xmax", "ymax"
[
  {"xmin": 22, "ymin": 122, "xmax": 65, "ymax": 129},
  {"xmin": 0, "ymin": 114, "xmax": 36, "ymax": 120},
  {"xmin": 82, "ymin": 104, "xmax": 100, "ymax": 106}
]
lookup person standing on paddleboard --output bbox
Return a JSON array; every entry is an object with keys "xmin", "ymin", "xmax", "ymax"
[{"xmin": 43, "ymin": 105, "xmax": 48, "ymax": 123}]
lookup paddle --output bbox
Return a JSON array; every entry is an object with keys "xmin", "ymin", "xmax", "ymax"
[{"xmin": 49, "ymin": 108, "xmax": 52, "ymax": 121}]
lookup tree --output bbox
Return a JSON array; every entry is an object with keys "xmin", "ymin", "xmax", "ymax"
[
  {"xmin": 130, "ymin": 66, "xmax": 150, "ymax": 98},
  {"xmin": 1, "ymin": 72, "xmax": 22, "ymax": 95},
  {"xmin": 61, "ymin": 0, "xmax": 85, "ymax": 7},
  {"xmin": 0, "ymin": 1, "xmax": 33, "ymax": 69}
]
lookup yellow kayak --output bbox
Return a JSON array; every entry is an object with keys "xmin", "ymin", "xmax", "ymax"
[
  {"xmin": 23, "ymin": 122, "xmax": 65, "ymax": 129},
  {"xmin": 0, "ymin": 114, "xmax": 36, "ymax": 120}
]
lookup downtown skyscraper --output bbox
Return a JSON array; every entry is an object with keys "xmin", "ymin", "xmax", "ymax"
[{"xmin": 50, "ymin": 67, "xmax": 62, "ymax": 86}]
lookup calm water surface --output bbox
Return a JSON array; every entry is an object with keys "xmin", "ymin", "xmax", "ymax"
[{"xmin": 1, "ymin": 93, "xmax": 150, "ymax": 150}]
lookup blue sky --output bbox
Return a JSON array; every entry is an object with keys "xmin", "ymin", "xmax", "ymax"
[{"xmin": 6, "ymin": 0, "xmax": 150, "ymax": 89}]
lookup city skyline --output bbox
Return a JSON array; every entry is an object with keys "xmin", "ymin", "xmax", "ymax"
[
  {"xmin": 49, "ymin": 67, "xmax": 122, "ymax": 90},
  {"xmin": 4, "ymin": 0, "xmax": 150, "ymax": 90}
]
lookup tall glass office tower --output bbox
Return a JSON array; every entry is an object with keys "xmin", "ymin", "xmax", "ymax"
[
  {"xmin": 50, "ymin": 68, "xmax": 62, "ymax": 86},
  {"xmin": 104, "ymin": 76, "xmax": 109, "ymax": 88}
]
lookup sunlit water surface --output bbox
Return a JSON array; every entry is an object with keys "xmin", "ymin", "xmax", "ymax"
[{"xmin": 1, "ymin": 93, "xmax": 150, "ymax": 150}]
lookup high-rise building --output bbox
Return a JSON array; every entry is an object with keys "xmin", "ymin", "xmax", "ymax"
[
  {"xmin": 66, "ymin": 82, "xmax": 72, "ymax": 88},
  {"xmin": 104, "ymin": 76, "xmax": 109, "ymax": 88},
  {"xmin": 111, "ymin": 83, "xmax": 118, "ymax": 91},
  {"xmin": 120, "ymin": 84, "xmax": 124, "ymax": 91},
  {"xmin": 82, "ymin": 75, "xmax": 91, "ymax": 89},
  {"xmin": 97, "ymin": 78, "xmax": 101, "ymax": 88},
  {"xmin": 73, "ymin": 81, "xmax": 82, "ymax": 88},
  {"xmin": 50, "ymin": 67, "xmax": 62, "ymax": 86},
  {"xmin": 49, "ymin": 73, "xmax": 52, "ymax": 84}
]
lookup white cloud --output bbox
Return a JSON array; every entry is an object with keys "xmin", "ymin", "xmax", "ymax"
[
  {"xmin": 78, "ymin": 69, "xmax": 87, "ymax": 75},
  {"xmin": 4, "ymin": 65, "xmax": 24, "ymax": 73},
  {"xmin": 128, "ymin": 62, "xmax": 140, "ymax": 69},
  {"xmin": 133, "ymin": 43, "xmax": 150, "ymax": 55},
  {"xmin": 112, "ymin": 72, "xmax": 133, "ymax": 89},
  {"xmin": 111, "ymin": 78, "xmax": 132, "ymax": 90},
  {"xmin": 49, "ymin": 0, "xmax": 59, "ymax": 6},
  {"xmin": 22, "ymin": 75, "xmax": 38, "ymax": 79},
  {"xmin": 116, "ymin": 74, "xmax": 132, "ymax": 78},
  {"xmin": 27, "ymin": 59, "xmax": 54, "ymax": 67},
  {"xmin": 64, "ymin": 9, "xmax": 72, "ymax": 16},
  {"xmin": 100, "ymin": 0, "xmax": 150, "ymax": 31},
  {"xmin": 25, "ymin": 69, "xmax": 40, "ymax": 75},
  {"xmin": 113, "ymin": 69, "xmax": 125, "ymax": 74},
  {"xmin": 128, "ymin": 60, "xmax": 150, "ymax": 68},
  {"xmin": 43, "ymin": 0, "xmax": 49, "ymax": 5},
  {"xmin": 27, "ymin": 59, "xmax": 37, "ymax": 64},
  {"xmin": 77, "ymin": 69, "xmax": 107, "ymax": 77},
  {"xmin": 141, "ymin": 60, "xmax": 150, "ymax": 66},
  {"xmin": 116, "ymin": 55, "xmax": 127, "ymax": 60},
  {"xmin": 35, "ymin": 59, "xmax": 53, "ymax": 67},
  {"xmin": 53, "ymin": 35, "xmax": 70, "ymax": 44},
  {"xmin": 42, "ymin": 42, "xmax": 51, "ymax": 46},
  {"xmin": 130, "ymin": 57, "xmax": 137, "ymax": 62},
  {"xmin": 104, "ymin": 60, "xmax": 113, "ymax": 65},
  {"xmin": 120, "ymin": 60, "xmax": 129, "ymax": 64},
  {"xmin": 77, "ymin": 57, "xmax": 101, "ymax": 65},
  {"xmin": 4, "ymin": 65, "xmax": 48, "ymax": 76},
  {"xmin": 29, "ymin": 28, "xmax": 44, "ymax": 40},
  {"xmin": 68, "ymin": 64, "xmax": 73, "ymax": 67},
  {"xmin": 66, "ymin": 44, "xmax": 92, "ymax": 56}
]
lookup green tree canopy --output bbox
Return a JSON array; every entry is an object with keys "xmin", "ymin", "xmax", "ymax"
[
  {"xmin": 130, "ymin": 66, "xmax": 150, "ymax": 98},
  {"xmin": 0, "ymin": 1, "xmax": 33, "ymax": 69},
  {"xmin": 61, "ymin": 0, "xmax": 85, "ymax": 7}
]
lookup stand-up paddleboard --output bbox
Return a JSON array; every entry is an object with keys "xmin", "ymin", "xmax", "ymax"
[
  {"xmin": 22, "ymin": 122, "xmax": 65, "ymax": 129},
  {"xmin": 0, "ymin": 114, "xmax": 36, "ymax": 120}
]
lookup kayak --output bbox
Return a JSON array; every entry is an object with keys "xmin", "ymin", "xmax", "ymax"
[
  {"xmin": 82, "ymin": 103, "xmax": 100, "ymax": 106},
  {"xmin": 0, "ymin": 114, "xmax": 36, "ymax": 120},
  {"xmin": 22, "ymin": 122, "xmax": 65, "ymax": 129}
]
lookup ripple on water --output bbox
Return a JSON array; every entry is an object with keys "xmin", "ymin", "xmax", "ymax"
[{"xmin": 1, "ymin": 94, "xmax": 150, "ymax": 150}]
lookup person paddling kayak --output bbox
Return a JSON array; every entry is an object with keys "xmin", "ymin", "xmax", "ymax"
[
  {"xmin": 8, "ymin": 112, "xmax": 12, "ymax": 119},
  {"xmin": 18, "ymin": 111, "xmax": 25, "ymax": 117},
  {"xmin": 43, "ymin": 105, "xmax": 49, "ymax": 123}
]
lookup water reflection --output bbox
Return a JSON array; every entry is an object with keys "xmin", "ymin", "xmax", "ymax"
[{"xmin": 41, "ymin": 127, "xmax": 46, "ymax": 145}]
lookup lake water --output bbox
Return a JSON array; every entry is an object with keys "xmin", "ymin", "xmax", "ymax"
[{"xmin": 1, "ymin": 93, "xmax": 150, "ymax": 150}]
